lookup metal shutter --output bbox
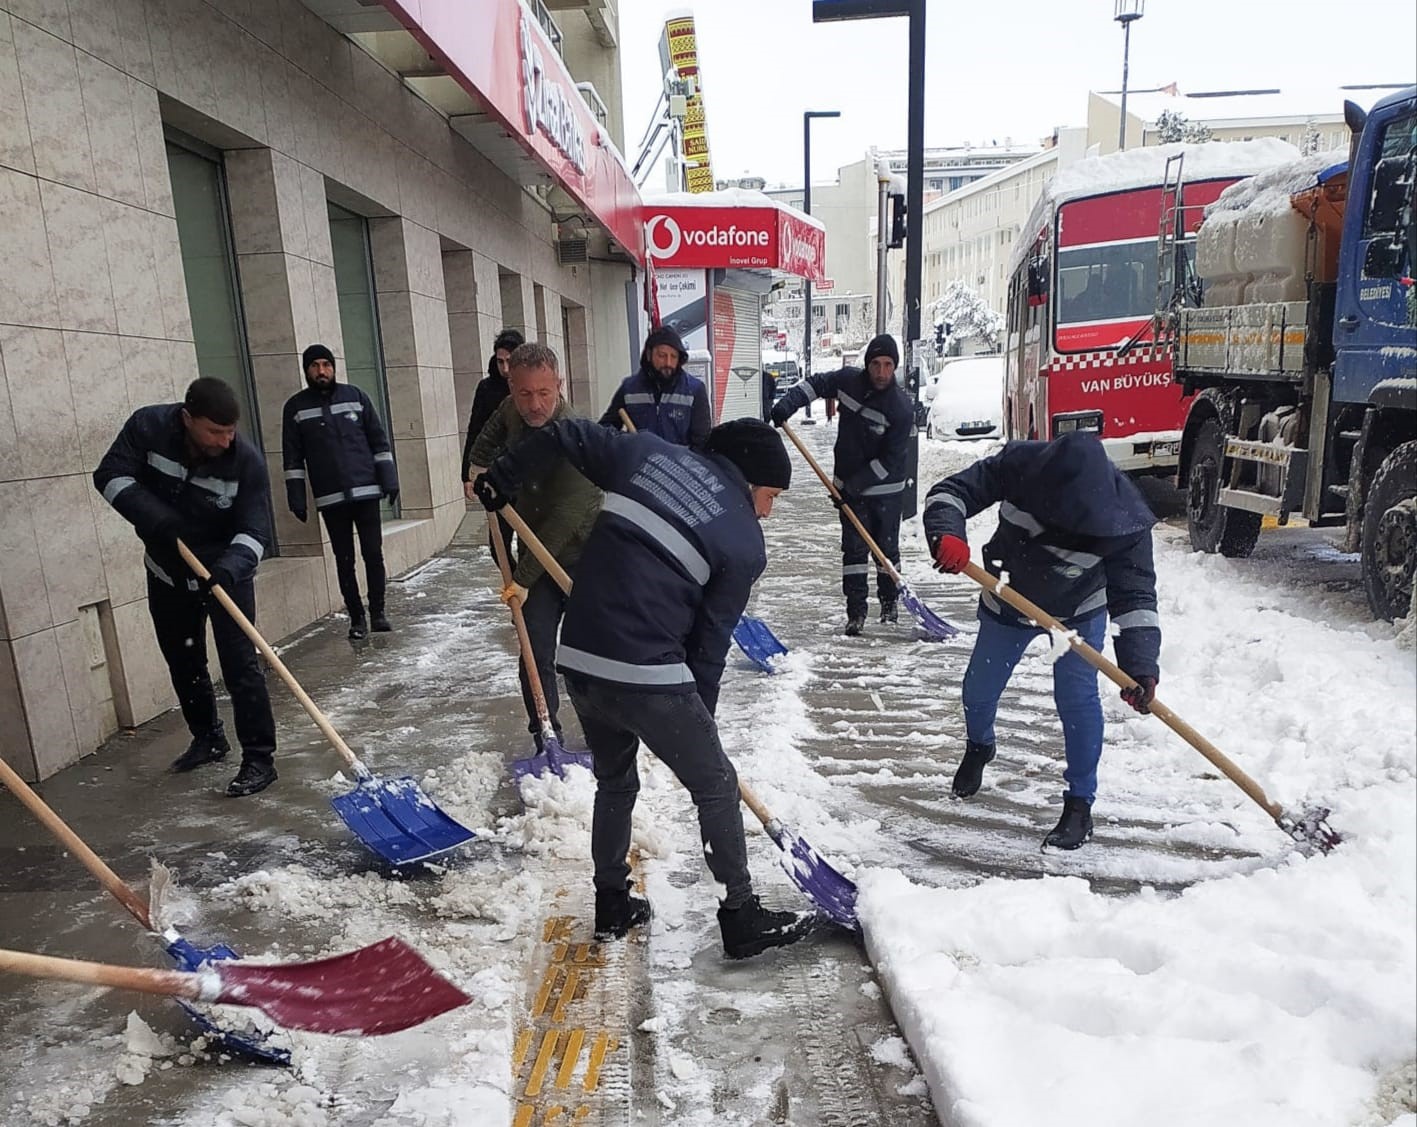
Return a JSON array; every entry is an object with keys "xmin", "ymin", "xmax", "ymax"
[{"xmin": 718, "ymin": 284, "xmax": 763, "ymax": 422}]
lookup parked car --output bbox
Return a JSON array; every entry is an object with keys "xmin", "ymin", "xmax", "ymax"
[
  {"xmin": 925, "ymin": 355, "xmax": 1005, "ymax": 440},
  {"xmin": 762, "ymin": 350, "xmax": 802, "ymax": 400}
]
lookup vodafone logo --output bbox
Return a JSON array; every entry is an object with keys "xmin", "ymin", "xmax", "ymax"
[{"xmin": 645, "ymin": 213, "xmax": 772, "ymax": 262}]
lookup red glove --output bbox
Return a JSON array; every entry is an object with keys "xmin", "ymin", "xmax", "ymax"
[
  {"xmin": 932, "ymin": 535, "xmax": 970, "ymax": 574},
  {"xmin": 1121, "ymin": 676, "xmax": 1157, "ymax": 714}
]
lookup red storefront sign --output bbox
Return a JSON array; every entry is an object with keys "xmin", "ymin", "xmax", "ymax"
[
  {"xmin": 380, "ymin": 0, "xmax": 644, "ymax": 262},
  {"xmin": 641, "ymin": 202, "xmax": 826, "ymax": 282}
]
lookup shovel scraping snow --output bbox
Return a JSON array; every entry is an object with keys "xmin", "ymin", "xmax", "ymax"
[{"xmin": 177, "ymin": 541, "xmax": 474, "ymax": 866}]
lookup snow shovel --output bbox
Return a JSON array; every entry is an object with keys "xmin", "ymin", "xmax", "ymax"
[
  {"xmin": 780, "ymin": 422, "xmax": 958, "ymax": 641},
  {"xmin": 956, "ymin": 560, "xmax": 1341, "ymax": 853},
  {"xmin": 0, "ymin": 754, "xmax": 288, "ymax": 1063},
  {"xmin": 498, "ymin": 505, "xmax": 860, "ymax": 929},
  {"xmin": 0, "ymin": 937, "xmax": 470, "ymax": 1037},
  {"xmin": 487, "ymin": 512, "xmax": 594, "ymax": 780},
  {"xmin": 617, "ymin": 409, "xmax": 791, "ymax": 671},
  {"xmin": 176, "ymin": 541, "xmax": 474, "ymax": 867}
]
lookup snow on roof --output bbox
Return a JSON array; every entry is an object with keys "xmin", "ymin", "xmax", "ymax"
[
  {"xmin": 1008, "ymin": 138, "xmax": 1301, "ymax": 274},
  {"xmin": 1203, "ymin": 147, "xmax": 1349, "ymax": 224},
  {"xmin": 1093, "ymin": 85, "xmax": 1394, "ymax": 124},
  {"xmin": 641, "ymin": 188, "xmax": 826, "ymax": 230}
]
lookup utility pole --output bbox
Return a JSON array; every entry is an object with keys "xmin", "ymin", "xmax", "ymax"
[{"xmin": 803, "ymin": 111, "xmax": 840, "ymax": 405}]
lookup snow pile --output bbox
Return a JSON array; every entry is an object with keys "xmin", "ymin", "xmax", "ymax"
[
  {"xmin": 1203, "ymin": 148, "xmax": 1347, "ymax": 223},
  {"xmin": 859, "ymin": 509, "xmax": 1417, "ymax": 1125}
]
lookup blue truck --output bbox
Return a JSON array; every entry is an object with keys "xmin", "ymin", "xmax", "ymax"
[{"xmin": 1164, "ymin": 86, "xmax": 1416, "ymax": 620}]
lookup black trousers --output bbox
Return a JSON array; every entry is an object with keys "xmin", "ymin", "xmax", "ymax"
[
  {"xmin": 565, "ymin": 677, "xmax": 753, "ymax": 908},
  {"xmin": 147, "ymin": 574, "xmax": 276, "ymax": 768},
  {"xmin": 841, "ymin": 493, "xmax": 902, "ymax": 612},
  {"xmin": 321, "ymin": 499, "xmax": 386, "ymax": 617},
  {"xmin": 517, "ymin": 576, "xmax": 568, "ymax": 738}
]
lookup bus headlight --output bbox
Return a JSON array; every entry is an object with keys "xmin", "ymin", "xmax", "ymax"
[{"xmin": 1052, "ymin": 410, "xmax": 1104, "ymax": 436}]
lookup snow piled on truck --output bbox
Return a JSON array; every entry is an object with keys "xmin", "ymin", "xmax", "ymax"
[{"xmin": 1202, "ymin": 147, "xmax": 1348, "ymax": 224}]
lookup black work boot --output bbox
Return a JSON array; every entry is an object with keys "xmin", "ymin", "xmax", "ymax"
[
  {"xmin": 171, "ymin": 728, "xmax": 230, "ymax": 773},
  {"xmin": 369, "ymin": 609, "xmax": 391, "ymax": 632},
  {"xmin": 225, "ymin": 760, "xmax": 277, "ymax": 798},
  {"xmin": 594, "ymin": 886, "xmax": 652, "ymax": 940},
  {"xmin": 951, "ymin": 740, "xmax": 995, "ymax": 798},
  {"xmin": 879, "ymin": 599, "xmax": 899, "ymax": 624},
  {"xmin": 348, "ymin": 612, "xmax": 368, "ymax": 640},
  {"xmin": 717, "ymin": 895, "xmax": 814, "ymax": 960},
  {"xmin": 1043, "ymin": 796, "xmax": 1094, "ymax": 850},
  {"xmin": 844, "ymin": 604, "xmax": 867, "ymax": 636}
]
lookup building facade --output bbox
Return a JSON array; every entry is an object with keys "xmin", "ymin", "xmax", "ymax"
[{"xmin": 0, "ymin": 0, "xmax": 640, "ymax": 780}]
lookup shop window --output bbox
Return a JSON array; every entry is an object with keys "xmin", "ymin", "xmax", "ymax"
[
  {"xmin": 327, "ymin": 202, "xmax": 398, "ymax": 517},
  {"xmin": 164, "ymin": 134, "xmax": 261, "ymax": 449}
]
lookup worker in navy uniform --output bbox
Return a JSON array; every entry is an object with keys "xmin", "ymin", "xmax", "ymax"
[
  {"xmin": 772, "ymin": 334, "xmax": 913, "ymax": 636},
  {"xmin": 93, "ymin": 378, "xmax": 278, "ymax": 797},
  {"xmin": 599, "ymin": 325, "xmax": 712, "ymax": 449},
  {"xmin": 474, "ymin": 418, "xmax": 812, "ymax": 959},
  {"xmin": 281, "ymin": 344, "xmax": 399, "ymax": 639},
  {"xmin": 923, "ymin": 430, "xmax": 1162, "ymax": 850}
]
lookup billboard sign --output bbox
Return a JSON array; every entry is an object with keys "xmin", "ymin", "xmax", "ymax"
[{"xmin": 641, "ymin": 202, "xmax": 826, "ymax": 282}]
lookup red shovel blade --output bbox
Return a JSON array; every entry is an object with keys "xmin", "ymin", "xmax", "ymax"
[{"xmin": 212, "ymin": 937, "xmax": 470, "ymax": 1036}]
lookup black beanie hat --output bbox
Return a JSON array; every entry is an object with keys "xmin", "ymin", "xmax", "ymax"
[
  {"xmin": 864, "ymin": 334, "xmax": 899, "ymax": 368},
  {"xmin": 301, "ymin": 343, "xmax": 335, "ymax": 374},
  {"xmin": 493, "ymin": 328, "xmax": 525, "ymax": 354},
  {"xmin": 704, "ymin": 418, "xmax": 791, "ymax": 490}
]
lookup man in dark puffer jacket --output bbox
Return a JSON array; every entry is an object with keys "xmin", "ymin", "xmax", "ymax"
[
  {"xmin": 923, "ymin": 431, "xmax": 1162, "ymax": 850},
  {"xmin": 461, "ymin": 328, "xmax": 525, "ymax": 491}
]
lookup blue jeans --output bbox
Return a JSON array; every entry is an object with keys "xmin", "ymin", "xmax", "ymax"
[{"xmin": 961, "ymin": 610, "xmax": 1107, "ymax": 801}]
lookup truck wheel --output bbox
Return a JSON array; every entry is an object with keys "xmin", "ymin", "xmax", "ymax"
[
  {"xmin": 1187, "ymin": 418, "xmax": 1262, "ymax": 557},
  {"xmin": 1361, "ymin": 440, "xmax": 1417, "ymax": 622}
]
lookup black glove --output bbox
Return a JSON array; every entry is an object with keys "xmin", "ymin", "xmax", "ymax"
[
  {"xmin": 291, "ymin": 506, "xmax": 308, "ymax": 524},
  {"xmin": 384, "ymin": 488, "xmax": 399, "ymax": 506},
  {"xmin": 472, "ymin": 471, "xmax": 510, "ymax": 511},
  {"xmin": 1121, "ymin": 675, "xmax": 1158, "ymax": 714},
  {"xmin": 769, "ymin": 399, "xmax": 794, "ymax": 427},
  {"xmin": 149, "ymin": 511, "xmax": 183, "ymax": 548},
  {"xmin": 202, "ymin": 564, "xmax": 238, "ymax": 594}
]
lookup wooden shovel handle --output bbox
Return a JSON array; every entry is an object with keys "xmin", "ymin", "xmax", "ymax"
[
  {"xmin": 0, "ymin": 946, "xmax": 201, "ymax": 1000},
  {"xmin": 959, "ymin": 561, "xmax": 1283, "ymax": 819},
  {"xmin": 618, "ymin": 409, "xmax": 637, "ymax": 432},
  {"xmin": 486, "ymin": 515, "xmax": 785, "ymax": 826},
  {"xmin": 0, "ymin": 756, "xmax": 152, "ymax": 929},
  {"xmin": 498, "ymin": 507, "xmax": 573, "ymax": 596},
  {"xmin": 176, "ymin": 541, "xmax": 362, "ymax": 773},
  {"xmin": 487, "ymin": 513, "xmax": 556, "ymax": 734},
  {"xmin": 780, "ymin": 422, "xmax": 906, "ymax": 587}
]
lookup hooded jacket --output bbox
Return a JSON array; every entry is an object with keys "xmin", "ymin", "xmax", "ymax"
[
  {"xmin": 600, "ymin": 326, "xmax": 712, "ymax": 449},
  {"xmin": 281, "ymin": 380, "xmax": 397, "ymax": 513},
  {"xmin": 922, "ymin": 432, "xmax": 1161, "ymax": 678},
  {"xmin": 93, "ymin": 404, "xmax": 272, "ymax": 591},
  {"xmin": 467, "ymin": 398, "xmax": 602, "ymax": 590},
  {"xmin": 461, "ymin": 353, "xmax": 512, "ymax": 481},
  {"xmin": 488, "ymin": 418, "xmax": 764, "ymax": 713}
]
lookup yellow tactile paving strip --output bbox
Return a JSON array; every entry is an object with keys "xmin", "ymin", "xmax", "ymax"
[{"xmin": 511, "ymin": 914, "xmax": 626, "ymax": 1124}]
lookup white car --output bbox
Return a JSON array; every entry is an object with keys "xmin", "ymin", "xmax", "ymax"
[{"xmin": 924, "ymin": 355, "xmax": 1005, "ymax": 441}]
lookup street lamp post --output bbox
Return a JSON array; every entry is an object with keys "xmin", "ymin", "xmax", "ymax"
[
  {"xmin": 1115, "ymin": 0, "xmax": 1144, "ymax": 150},
  {"xmin": 803, "ymin": 111, "xmax": 840, "ymax": 400}
]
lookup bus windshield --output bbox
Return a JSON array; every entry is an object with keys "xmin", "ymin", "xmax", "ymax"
[{"xmin": 1056, "ymin": 241, "xmax": 1157, "ymax": 324}]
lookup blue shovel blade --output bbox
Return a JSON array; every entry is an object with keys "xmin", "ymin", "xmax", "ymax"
[
  {"xmin": 164, "ymin": 936, "xmax": 291, "ymax": 1065},
  {"xmin": 733, "ymin": 614, "xmax": 788, "ymax": 673},
  {"xmin": 900, "ymin": 584, "xmax": 958, "ymax": 641},
  {"xmin": 512, "ymin": 734, "xmax": 595, "ymax": 781},
  {"xmin": 330, "ymin": 775, "xmax": 475, "ymax": 867}
]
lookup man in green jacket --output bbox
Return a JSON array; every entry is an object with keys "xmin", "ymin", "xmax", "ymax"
[{"xmin": 468, "ymin": 342, "xmax": 601, "ymax": 752}]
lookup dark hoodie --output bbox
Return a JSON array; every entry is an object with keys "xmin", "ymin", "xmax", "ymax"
[
  {"xmin": 599, "ymin": 325, "xmax": 712, "ymax": 449},
  {"xmin": 461, "ymin": 330, "xmax": 524, "ymax": 481},
  {"xmin": 921, "ymin": 432, "xmax": 1161, "ymax": 678}
]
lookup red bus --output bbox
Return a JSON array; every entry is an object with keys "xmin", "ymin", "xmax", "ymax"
[{"xmin": 1003, "ymin": 143, "xmax": 1296, "ymax": 474}]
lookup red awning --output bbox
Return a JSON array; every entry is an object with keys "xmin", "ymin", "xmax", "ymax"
[
  {"xmin": 641, "ymin": 192, "xmax": 826, "ymax": 282},
  {"xmin": 381, "ymin": 0, "xmax": 644, "ymax": 263}
]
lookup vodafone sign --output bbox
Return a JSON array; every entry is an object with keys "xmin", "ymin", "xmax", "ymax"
[{"xmin": 641, "ymin": 203, "xmax": 825, "ymax": 282}]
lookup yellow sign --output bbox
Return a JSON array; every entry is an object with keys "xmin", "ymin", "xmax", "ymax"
[{"xmin": 662, "ymin": 13, "xmax": 713, "ymax": 191}]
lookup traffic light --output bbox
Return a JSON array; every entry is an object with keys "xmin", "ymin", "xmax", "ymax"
[
  {"xmin": 889, "ymin": 190, "xmax": 906, "ymax": 249},
  {"xmin": 933, "ymin": 321, "xmax": 945, "ymax": 356}
]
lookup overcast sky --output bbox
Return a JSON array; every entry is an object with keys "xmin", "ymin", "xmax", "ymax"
[{"xmin": 617, "ymin": 0, "xmax": 1416, "ymax": 188}]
